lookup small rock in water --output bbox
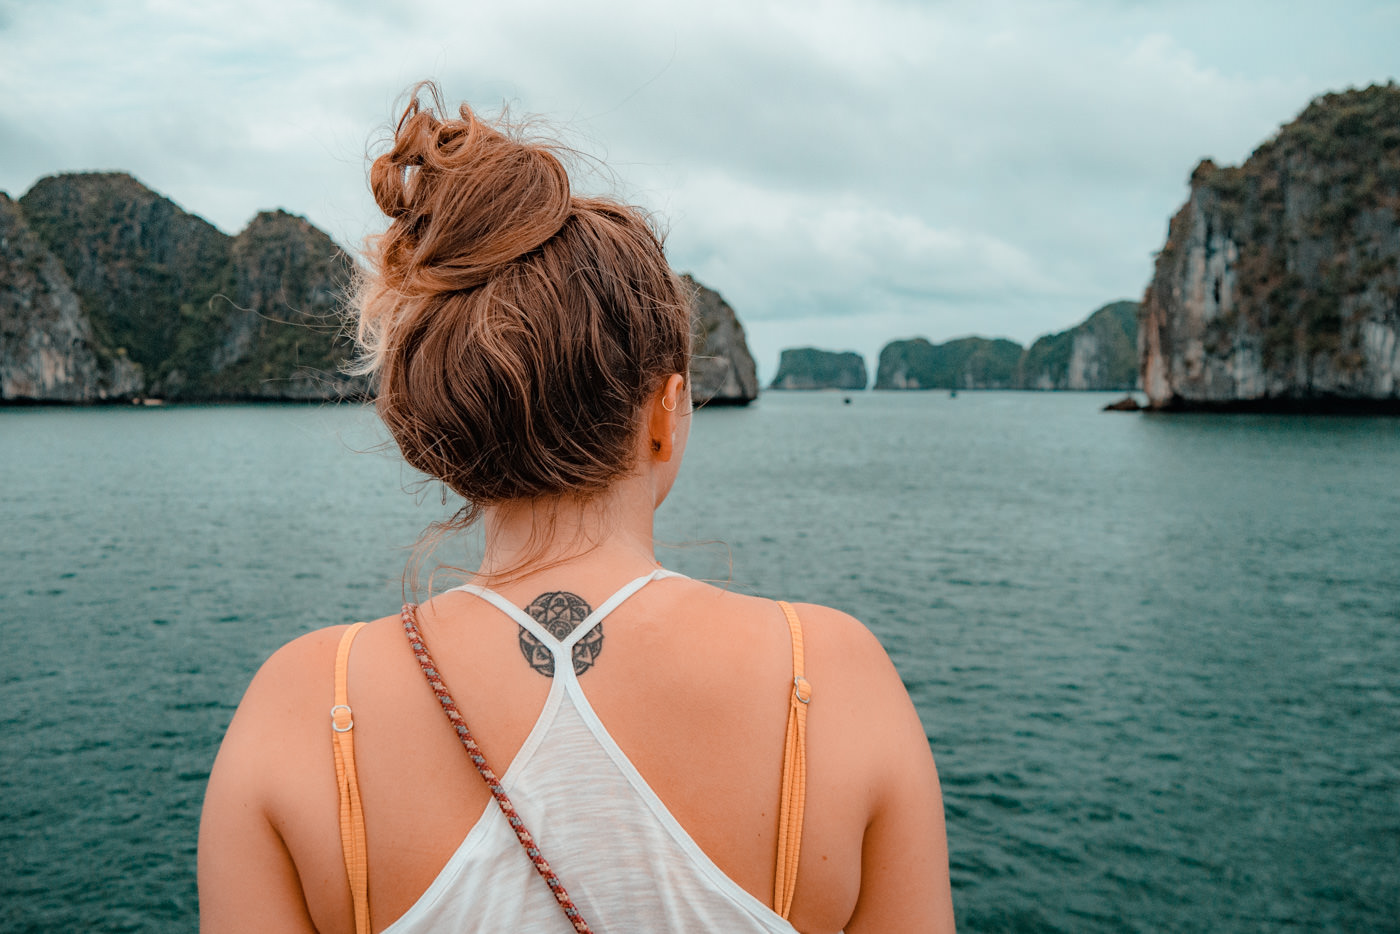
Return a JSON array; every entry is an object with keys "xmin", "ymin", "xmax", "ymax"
[{"xmin": 1103, "ymin": 395, "xmax": 1142, "ymax": 412}]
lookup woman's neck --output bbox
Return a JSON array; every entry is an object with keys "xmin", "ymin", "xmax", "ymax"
[{"xmin": 475, "ymin": 472, "xmax": 659, "ymax": 582}]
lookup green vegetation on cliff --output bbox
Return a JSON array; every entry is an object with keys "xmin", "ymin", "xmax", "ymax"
[
  {"xmin": 1018, "ymin": 301, "xmax": 1138, "ymax": 390},
  {"xmin": 2, "ymin": 177, "xmax": 759, "ymax": 404},
  {"xmin": 770, "ymin": 347, "xmax": 867, "ymax": 390},
  {"xmin": 1201, "ymin": 84, "xmax": 1399, "ymax": 364},
  {"xmin": 1142, "ymin": 83, "xmax": 1400, "ymax": 409},
  {"xmin": 198, "ymin": 210, "xmax": 360, "ymax": 399},
  {"xmin": 875, "ymin": 336, "xmax": 1022, "ymax": 389},
  {"xmin": 872, "ymin": 300, "xmax": 1140, "ymax": 392},
  {"xmin": 19, "ymin": 173, "xmax": 232, "ymax": 384},
  {"xmin": 0, "ymin": 192, "xmax": 142, "ymax": 400},
  {"xmin": 15, "ymin": 173, "xmax": 363, "ymax": 400}
]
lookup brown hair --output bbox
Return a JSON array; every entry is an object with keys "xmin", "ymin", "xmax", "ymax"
[{"xmin": 353, "ymin": 84, "xmax": 691, "ymax": 539}]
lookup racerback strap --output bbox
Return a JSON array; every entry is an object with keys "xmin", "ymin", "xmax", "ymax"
[{"xmin": 330, "ymin": 591, "xmax": 814, "ymax": 931}]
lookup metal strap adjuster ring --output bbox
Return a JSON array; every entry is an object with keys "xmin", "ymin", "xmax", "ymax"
[
  {"xmin": 330, "ymin": 704, "xmax": 354, "ymax": 732},
  {"xmin": 793, "ymin": 677, "xmax": 812, "ymax": 705}
]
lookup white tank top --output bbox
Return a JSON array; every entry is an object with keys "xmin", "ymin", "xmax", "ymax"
[{"xmin": 382, "ymin": 569, "xmax": 800, "ymax": 934}]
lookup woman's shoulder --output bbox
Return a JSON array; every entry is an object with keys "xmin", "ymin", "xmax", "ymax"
[
  {"xmin": 659, "ymin": 579, "xmax": 906, "ymax": 709},
  {"xmin": 211, "ymin": 617, "xmax": 403, "ymax": 812},
  {"xmin": 680, "ymin": 578, "xmax": 894, "ymax": 658},
  {"xmin": 242, "ymin": 619, "xmax": 386, "ymax": 698},
  {"xmin": 226, "ymin": 617, "xmax": 401, "ymax": 747},
  {"xmin": 785, "ymin": 600, "xmax": 892, "ymax": 660},
  {"xmin": 785, "ymin": 603, "xmax": 918, "ymax": 729}
]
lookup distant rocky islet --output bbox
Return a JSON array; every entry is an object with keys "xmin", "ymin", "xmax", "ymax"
[
  {"xmin": 770, "ymin": 348, "xmax": 867, "ymax": 391},
  {"xmin": 4, "ymin": 84, "xmax": 1398, "ymax": 411},
  {"xmin": 769, "ymin": 301, "xmax": 1138, "ymax": 392}
]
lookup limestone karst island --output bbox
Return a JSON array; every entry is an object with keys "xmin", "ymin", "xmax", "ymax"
[
  {"xmin": 0, "ymin": 177, "xmax": 758, "ymax": 406},
  {"xmin": 3, "ymin": 85, "xmax": 1397, "ymax": 412},
  {"xmin": 1139, "ymin": 84, "xmax": 1400, "ymax": 412},
  {"xmin": 871, "ymin": 301, "xmax": 1139, "ymax": 392},
  {"xmin": 765, "ymin": 301, "xmax": 1138, "ymax": 392},
  {"xmin": 769, "ymin": 85, "xmax": 1400, "ymax": 411}
]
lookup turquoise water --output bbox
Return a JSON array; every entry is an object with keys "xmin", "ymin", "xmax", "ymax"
[{"xmin": 2, "ymin": 393, "xmax": 1397, "ymax": 932}]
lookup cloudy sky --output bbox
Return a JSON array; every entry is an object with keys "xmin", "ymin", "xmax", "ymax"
[{"xmin": 1, "ymin": 0, "xmax": 1396, "ymax": 380}]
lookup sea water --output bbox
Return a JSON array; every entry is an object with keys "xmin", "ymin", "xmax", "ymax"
[{"xmin": 1, "ymin": 393, "xmax": 1397, "ymax": 932}]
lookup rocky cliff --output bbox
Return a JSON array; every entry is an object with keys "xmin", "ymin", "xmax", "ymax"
[
  {"xmin": 18, "ymin": 172, "xmax": 233, "ymax": 396},
  {"xmin": 203, "ymin": 210, "xmax": 363, "ymax": 400},
  {"xmin": 3, "ymin": 172, "xmax": 366, "ymax": 402},
  {"xmin": 683, "ymin": 274, "xmax": 759, "ymax": 405},
  {"xmin": 2, "ymin": 175, "xmax": 760, "ymax": 406},
  {"xmin": 770, "ymin": 347, "xmax": 867, "ymax": 390},
  {"xmin": 1141, "ymin": 84, "xmax": 1400, "ymax": 411},
  {"xmin": 875, "ymin": 336, "xmax": 1023, "ymax": 389},
  {"xmin": 1018, "ymin": 301, "xmax": 1139, "ymax": 390},
  {"xmin": 0, "ymin": 193, "xmax": 142, "ymax": 401},
  {"xmin": 870, "ymin": 300, "xmax": 1142, "ymax": 393}
]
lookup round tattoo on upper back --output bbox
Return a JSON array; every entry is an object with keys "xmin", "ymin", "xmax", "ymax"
[{"xmin": 517, "ymin": 591, "xmax": 601, "ymax": 678}]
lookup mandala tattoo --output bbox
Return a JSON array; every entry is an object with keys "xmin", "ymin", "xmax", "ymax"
[{"xmin": 517, "ymin": 591, "xmax": 600, "ymax": 678}]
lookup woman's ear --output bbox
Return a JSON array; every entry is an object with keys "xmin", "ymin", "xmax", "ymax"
[{"xmin": 648, "ymin": 373, "xmax": 687, "ymax": 462}]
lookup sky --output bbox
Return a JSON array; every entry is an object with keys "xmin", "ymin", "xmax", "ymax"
[{"xmin": 1, "ymin": 0, "xmax": 1396, "ymax": 382}]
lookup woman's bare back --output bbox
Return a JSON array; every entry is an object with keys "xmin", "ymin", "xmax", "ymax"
[{"xmin": 199, "ymin": 569, "xmax": 952, "ymax": 933}]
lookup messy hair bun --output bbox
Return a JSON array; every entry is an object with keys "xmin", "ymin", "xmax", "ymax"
[{"xmin": 353, "ymin": 83, "xmax": 691, "ymax": 529}]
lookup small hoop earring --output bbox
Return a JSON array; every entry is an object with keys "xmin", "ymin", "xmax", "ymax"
[{"xmin": 661, "ymin": 396, "xmax": 677, "ymax": 412}]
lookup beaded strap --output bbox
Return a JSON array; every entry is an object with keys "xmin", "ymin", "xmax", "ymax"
[{"xmin": 401, "ymin": 604, "xmax": 593, "ymax": 934}]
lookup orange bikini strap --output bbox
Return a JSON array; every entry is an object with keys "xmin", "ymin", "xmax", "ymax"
[
  {"xmin": 332, "ymin": 622, "xmax": 370, "ymax": 934},
  {"xmin": 773, "ymin": 601, "xmax": 811, "ymax": 920}
]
